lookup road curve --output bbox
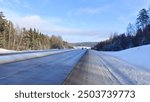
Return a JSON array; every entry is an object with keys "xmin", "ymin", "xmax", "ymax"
[
  {"xmin": 64, "ymin": 50, "xmax": 150, "ymax": 85},
  {"xmin": 0, "ymin": 49, "xmax": 87, "ymax": 85}
]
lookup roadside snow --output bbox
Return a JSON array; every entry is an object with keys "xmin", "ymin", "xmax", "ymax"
[
  {"xmin": 104, "ymin": 45, "xmax": 150, "ymax": 70},
  {"xmin": 0, "ymin": 49, "xmax": 71, "ymax": 64},
  {"xmin": 0, "ymin": 48, "xmax": 60, "ymax": 54},
  {"xmin": 0, "ymin": 48, "xmax": 16, "ymax": 53}
]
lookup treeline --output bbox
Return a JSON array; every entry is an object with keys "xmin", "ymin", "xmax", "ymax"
[
  {"xmin": 0, "ymin": 12, "xmax": 72, "ymax": 50},
  {"xmin": 92, "ymin": 7, "xmax": 150, "ymax": 51}
]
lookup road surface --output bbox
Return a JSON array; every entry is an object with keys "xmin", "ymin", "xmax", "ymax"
[
  {"xmin": 0, "ymin": 49, "xmax": 150, "ymax": 85},
  {"xmin": 64, "ymin": 50, "xmax": 150, "ymax": 85},
  {"xmin": 0, "ymin": 49, "xmax": 86, "ymax": 85}
]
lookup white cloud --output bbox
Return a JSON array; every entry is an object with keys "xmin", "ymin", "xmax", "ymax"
[
  {"xmin": 76, "ymin": 5, "xmax": 111, "ymax": 15},
  {"xmin": 15, "ymin": 14, "xmax": 108, "ymax": 42},
  {"xmin": 1, "ymin": 8, "xmax": 101, "ymax": 36},
  {"xmin": 77, "ymin": 7, "xmax": 102, "ymax": 14},
  {"xmin": 0, "ymin": 7, "xmax": 110, "ymax": 42},
  {"xmin": 16, "ymin": 15, "xmax": 71, "ymax": 34},
  {"xmin": 18, "ymin": 15, "xmax": 47, "ymax": 28},
  {"xmin": 15, "ymin": 14, "xmax": 106, "ymax": 42}
]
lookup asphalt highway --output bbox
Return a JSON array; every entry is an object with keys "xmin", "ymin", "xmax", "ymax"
[
  {"xmin": 1, "ymin": 49, "xmax": 150, "ymax": 85},
  {"xmin": 64, "ymin": 50, "xmax": 150, "ymax": 85},
  {"xmin": 0, "ymin": 49, "xmax": 86, "ymax": 85}
]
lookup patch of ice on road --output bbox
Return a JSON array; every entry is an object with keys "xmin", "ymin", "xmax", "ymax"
[{"xmin": 104, "ymin": 44, "xmax": 150, "ymax": 70}]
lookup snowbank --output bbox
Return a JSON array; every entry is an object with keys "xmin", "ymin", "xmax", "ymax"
[
  {"xmin": 0, "ymin": 49, "xmax": 70, "ymax": 64},
  {"xmin": 0, "ymin": 48, "xmax": 16, "ymax": 53},
  {"xmin": 104, "ymin": 45, "xmax": 150, "ymax": 70}
]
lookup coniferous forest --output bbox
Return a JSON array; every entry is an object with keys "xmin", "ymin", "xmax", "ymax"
[
  {"xmin": 0, "ymin": 12, "xmax": 72, "ymax": 51},
  {"xmin": 93, "ymin": 7, "xmax": 150, "ymax": 51}
]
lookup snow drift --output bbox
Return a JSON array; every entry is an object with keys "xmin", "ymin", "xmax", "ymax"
[
  {"xmin": 105, "ymin": 44, "xmax": 150, "ymax": 70},
  {"xmin": 0, "ymin": 48, "xmax": 16, "ymax": 53},
  {"xmin": 0, "ymin": 49, "xmax": 70, "ymax": 64}
]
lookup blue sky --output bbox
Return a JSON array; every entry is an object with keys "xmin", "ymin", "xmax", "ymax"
[{"xmin": 0, "ymin": 0, "xmax": 150, "ymax": 42}]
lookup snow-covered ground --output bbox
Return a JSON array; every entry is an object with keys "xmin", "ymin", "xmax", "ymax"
[
  {"xmin": 0, "ymin": 48, "xmax": 71, "ymax": 64},
  {"xmin": 0, "ymin": 46, "xmax": 150, "ymax": 84},
  {"xmin": 0, "ymin": 48, "xmax": 60, "ymax": 54},
  {"xmin": 0, "ymin": 48, "xmax": 16, "ymax": 53},
  {"xmin": 105, "ymin": 44, "xmax": 150, "ymax": 70}
]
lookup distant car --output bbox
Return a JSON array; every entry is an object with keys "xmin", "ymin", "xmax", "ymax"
[{"xmin": 81, "ymin": 48, "xmax": 87, "ymax": 50}]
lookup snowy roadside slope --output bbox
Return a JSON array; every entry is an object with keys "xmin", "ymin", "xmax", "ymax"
[
  {"xmin": 0, "ymin": 48, "xmax": 59, "ymax": 55},
  {"xmin": 0, "ymin": 49, "xmax": 71, "ymax": 64},
  {"xmin": 104, "ymin": 45, "xmax": 150, "ymax": 70},
  {"xmin": 0, "ymin": 48, "xmax": 16, "ymax": 53},
  {"xmin": 64, "ymin": 50, "xmax": 150, "ymax": 85}
]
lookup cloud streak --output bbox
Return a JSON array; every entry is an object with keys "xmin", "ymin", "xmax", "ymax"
[
  {"xmin": 15, "ymin": 14, "xmax": 106, "ymax": 42},
  {"xmin": 75, "ymin": 4, "xmax": 112, "ymax": 15},
  {"xmin": 1, "ymin": 7, "xmax": 103, "ymax": 38}
]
